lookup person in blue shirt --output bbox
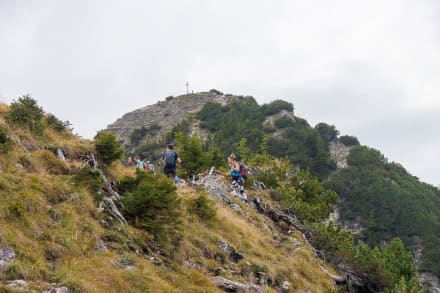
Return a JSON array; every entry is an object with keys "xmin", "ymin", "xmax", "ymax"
[
  {"xmin": 227, "ymin": 153, "xmax": 247, "ymax": 202},
  {"xmin": 134, "ymin": 156, "xmax": 144, "ymax": 170}
]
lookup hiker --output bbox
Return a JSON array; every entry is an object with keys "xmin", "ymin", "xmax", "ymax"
[
  {"xmin": 146, "ymin": 161, "xmax": 155, "ymax": 173},
  {"xmin": 162, "ymin": 144, "xmax": 181, "ymax": 179},
  {"xmin": 228, "ymin": 153, "xmax": 247, "ymax": 202},
  {"xmin": 127, "ymin": 156, "xmax": 134, "ymax": 167},
  {"xmin": 134, "ymin": 156, "xmax": 145, "ymax": 170}
]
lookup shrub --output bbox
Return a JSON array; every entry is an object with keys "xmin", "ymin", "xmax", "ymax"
[
  {"xmin": 256, "ymin": 170, "xmax": 280, "ymax": 189},
  {"xmin": 209, "ymin": 89, "xmax": 223, "ymax": 95},
  {"xmin": 121, "ymin": 172, "xmax": 181, "ymax": 243},
  {"xmin": 347, "ymin": 146, "xmax": 386, "ymax": 167},
  {"xmin": 0, "ymin": 126, "xmax": 12, "ymax": 153},
  {"xmin": 188, "ymin": 193, "xmax": 216, "ymax": 221},
  {"xmin": 8, "ymin": 202, "xmax": 25, "ymax": 218},
  {"xmin": 261, "ymin": 100, "xmax": 294, "ymax": 116},
  {"xmin": 315, "ymin": 123, "xmax": 339, "ymax": 143},
  {"xmin": 45, "ymin": 114, "xmax": 65, "ymax": 132},
  {"xmin": 130, "ymin": 124, "xmax": 161, "ymax": 147},
  {"xmin": 6, "ymin": 95, "xmax": 44, "ymax": 134},
  {"xmin": 339, "ymin": 135, "xmax": 360, "ymax": 146},
  {"xmin": 175, "ymin": 132, "xmax": 211, "ymax": 177},
  {"xmin": 74, "ymin": 166, "xmax": 103, "ymax": 195},
  {"xmin": 94, "ymin": 131, "xmax": 123, "ymax": 166},
  {"xmin": 273, "ymin": 116, "xmax": 294, "ymax": 129}
]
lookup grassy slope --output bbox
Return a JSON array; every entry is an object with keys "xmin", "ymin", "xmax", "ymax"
[{"xmin": 0, "ymin": 105, "xmax": 335, "ymax": 292}]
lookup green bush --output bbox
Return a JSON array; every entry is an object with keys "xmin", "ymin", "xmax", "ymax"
[
  {"xmin": 347, "ymin": 146, "xmax": 386, "ymax": 167},
  {"xmin": 187, "ymin": 193, "xmax": 216, "ymax": 221},
  {"xmin": 94, "ymin": 132, "xmax": 123, "ymax": 166},
  {"xmin": 6, "ymin": 95, "xmax": 45, "ymax": 134},
  {"xmin": 74, "ymin": 166, "xmax": 103, "ymax": 198},
  {"xmin": 315, "ymin": 123, "xmax": 339, "ymax": 143},
  {"xmin": 256, "ymin": 170, "xmax": 280, "ymax": 189},
  {"xmin": 45, "ymin": 114, "xmax": 65, "ymax": 132},
  {"xmin": 175, "ymin": 132, "xmax": 211, "ymax": 177},
  {"xmin": 261, "ymin": 100, "xmax": 294, "ymax": 116},
  {"xmin": 121, "ymin": 172, "xmax": 181, "ymax": 244},
  {"xmin": 8, "ymin": 202, "xmax": 25, "ymax": 218},
  {"xmin": 0, "ymin": 126, "xmax": 12, "ymax": 153},
  {"xmin": 309, "ymin": 223, "xmax": 421, "ymax": 292},
  {"xmin": 339, "ymin": 135, "xmax": 360, "ymax": 146},
  {"xmin": 273, "ymin": 116, "xmax": 294, "ymax": 129}
]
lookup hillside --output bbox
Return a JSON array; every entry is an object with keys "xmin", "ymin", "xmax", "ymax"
[
  {"xmin": 0, "ymin": 98, "xmax": 351, "ymax": 292},
  {"xmin": 105, "ymin": 91, "xmax": 440, "ymax": 291}
]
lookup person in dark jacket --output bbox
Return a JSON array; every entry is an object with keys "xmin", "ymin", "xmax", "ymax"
[{"xmin": 162, "ymin": 144, "xmax": 181, "ymax": 179}]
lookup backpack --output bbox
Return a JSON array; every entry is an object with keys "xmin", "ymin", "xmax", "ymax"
[
  {"xmin": 239, "ymin": 163, "xmax": 247, "ymax": 179},
  {"xmin": 148, "ymin": 163, "xmax": 155, "ymax": 172},
  {"xmin": 143, "ymin": 161, "xmax": 150, "ymax": 172},
  {"xmin": 163, "ymin": 151, "xmax": 176, "ymax": 168}
]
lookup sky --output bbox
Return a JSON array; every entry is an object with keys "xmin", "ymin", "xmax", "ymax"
[{"xmin": 1, "ymin": 0, "xmax": 439, "ymax": 186}]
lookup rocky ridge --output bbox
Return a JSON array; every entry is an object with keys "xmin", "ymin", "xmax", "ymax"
[{"xmin": 106, "ymin": 92, "xmax": 239, "ymax": 147}]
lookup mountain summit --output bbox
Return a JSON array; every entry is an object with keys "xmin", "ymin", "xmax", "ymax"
[{"xmin": 106, "ymin": 91, "xmax": 240, "ymax": 147}]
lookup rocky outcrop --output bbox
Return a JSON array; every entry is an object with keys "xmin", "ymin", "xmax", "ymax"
[
  {"xmin": 329, "ymin": 141, "xmax": 352, "ymax": 169},
  {"xmin": 106, "ymin": 92, "xmax": 237, "ymax": 146},
  {"xmin": 263, "ymin": 109, "xmax": 295, "ymax": 128},
  {"xmin": 217, "ymin": 240, "xmax": 245, "ymax": 263},
  {"xmin": 214, "ymin": 276, "xmax": 263, "ymax": 293},
  {"xmin": 42, "ymin": 285, "xmax": 69, "ymax": 293},
  {"xmin": 420, "ymin": 273, "xmax": 440, "ymax": 293},
  {"xmin": 0, "ymin": 247, "xmax": 15, "ymax": 270}
]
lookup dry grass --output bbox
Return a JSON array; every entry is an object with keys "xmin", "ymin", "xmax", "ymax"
[
  {"xmin": 0, "ymin": 102, "xmax": 8, "ymax": 115},
  {"xmin": 0, "ymin": 121, "xmax": 337, "ymax": 292},
  {"xmin": 175, "ymin": 187, "xmax": 335, "ymax": 292}
]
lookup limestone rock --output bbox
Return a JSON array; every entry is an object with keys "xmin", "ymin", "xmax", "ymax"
[
  {"xmin": 0, "ymin": 247, "xmax": 15, "ymax": 270},
  {"xmin": 43, "ymin": 285, "xmax": 69, "ymax": 293},
  {"xmin": 419, "ymin": 272, "xmax": 440, "ymax": 292},
  {"xmin": 214, "ymin": 276, "xmax": 263, "ymax": 293},
  {"xmin": 282, "ymin": 280, "xmax": 290, "ymax": 290},
  {"xmin": 197, "ymin": 170, "xmax": 232, "ymax": 204},
  {"xmin": 114, "ymin": 256, "xmax": 135, "ymax": 270},
  {"xmin": 329, "ymin": 141, "xmax": 352, "ymax": 169},
  {"xmin": 7, "ymin": 279, "xmax": 27, "ymax": 288},
  {"xmin": 263, "ymin": 109, "xmax": 295, "ymax": 129},
  {"xmin": 217, "ymin": 240, "xmax": 245, "ymax": 263},
  {"xmin": 105, "ymin": 92, "xmax": 238, "ymax": 147}
]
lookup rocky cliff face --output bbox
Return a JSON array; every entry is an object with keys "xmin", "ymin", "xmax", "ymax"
[
  {"xmin": 329, "ymin": 141, "xmax": 352, "ymax": 169},
  {"xmin": 106, "ymin": 92, "xmax": 238, "ymax": 146}
]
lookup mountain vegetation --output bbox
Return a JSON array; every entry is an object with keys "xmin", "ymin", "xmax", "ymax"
[
  {"xmin": 326, "ymin": 145, "xmax": 440, "ymax": 277},
  {"xmin": 0, "ymin": 97, "xmax": 344, "ymax": 292},
  {"xmin": 1, "ymin": 93, "xmax": 437, "ymax": 292},
  {"xmin": 107, "ymin": 91, "xmax": 440, "ymax": 291}
]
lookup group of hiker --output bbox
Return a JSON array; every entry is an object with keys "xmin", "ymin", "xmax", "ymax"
[
  {"xmin": 127, "ymin": 156, "xmax": 155, "ymax": 173},
  {"xmin": 128, "ymin": 144, "xmax": 248, "ymax": 202}
]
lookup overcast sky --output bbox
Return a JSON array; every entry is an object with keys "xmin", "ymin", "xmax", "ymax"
[{"xmin": 1, "ymin": 0, "xmax": 439, "ymax": 186}]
